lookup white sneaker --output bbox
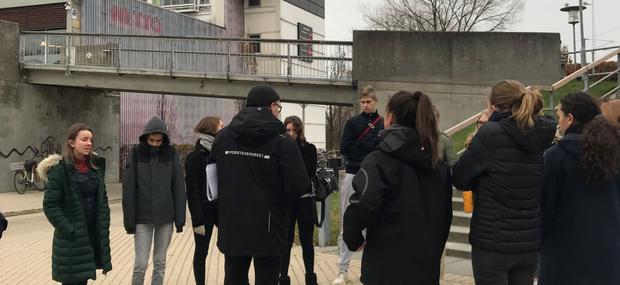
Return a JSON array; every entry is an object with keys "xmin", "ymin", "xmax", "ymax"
[{"xmin": 332, "ymin": 272, "xmax": 348, "ymax": 285}]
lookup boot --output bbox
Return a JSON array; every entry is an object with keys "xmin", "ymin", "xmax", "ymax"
[
  {"xmin": 305, "ymin": 273, "xmax": 318, "ymax": 285},
  {"xmin": 279, "ymin": 275, "xmax": 291, "ymax": 285}
]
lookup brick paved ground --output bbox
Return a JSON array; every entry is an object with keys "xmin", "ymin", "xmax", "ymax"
[{"xmin": 0, "ymin": 186, "xmax": 474, "ymax": 285}]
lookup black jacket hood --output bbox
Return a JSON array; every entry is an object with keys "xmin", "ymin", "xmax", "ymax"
[
  {"xmin": 494, "ymin": 112, "xmax": 556, "ymax": 153},
  {"xmin": 228, "ymin": 107, "xmax": 286, "ymax": 146},
  {"xmin": 378, "ymin": 125, "xmax": 433, "ymax": 170},
  {"xmin": 139, "ymin": 117, "xmax": 170, "ymax": 145},
  {"xmin": 556, "ymin": 133, "xmax": 583, "ymax": 161}
]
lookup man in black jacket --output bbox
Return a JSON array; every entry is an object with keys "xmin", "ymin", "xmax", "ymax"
[
  {"xmin": 334, "ymin": 85, "xmax": 384, "ymax": 285},
  {"xmin": 122, "ymin": 117, "xmax": 186, "ymax": 285},
  {"xmin": 210, "ymin": 86, "xmax": 309, "ymax": 285}
]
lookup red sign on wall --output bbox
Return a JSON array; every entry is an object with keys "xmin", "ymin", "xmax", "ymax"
[{"xmin": 111, "ymin": 4, "xmax": 162, "ymax": 34}]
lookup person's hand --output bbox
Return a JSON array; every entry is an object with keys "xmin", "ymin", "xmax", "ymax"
[
  {"xmin": 193, "ymin": 225, "xmax": 205, "ymax": 236},
  {"xmin": 356, "ymin": 241, "xmax": 366, "ymax": 251}
]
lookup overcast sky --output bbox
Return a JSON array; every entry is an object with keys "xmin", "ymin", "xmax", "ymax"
[{"xmin": 326, "ymin": 0, "xmax": 620, "ymax": 57}]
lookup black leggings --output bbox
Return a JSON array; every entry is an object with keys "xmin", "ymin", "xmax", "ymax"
[
  {"xmin": 280, "ymin": 198, "xmax": 316, "ymax": 276},
  {"xmin": 192, "ymin": 209, "xmax": 218, "ymax": 285},
  {"xmin": 472, "ymin": 247, "xmax": 538, "ymax": 285},
  {"xmin": 225, "ymin": 255, "xmax": 282, "ymax": 285}
]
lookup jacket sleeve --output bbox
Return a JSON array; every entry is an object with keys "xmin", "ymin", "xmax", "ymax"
[
  {"xmin": 452, "ymin": 127, "xmax": 493, "ymax": 191},
  {"xmin": 172, "ymin": 151, "xmax": 187, "ymax": 232},
  {"xmin": 307, "ymin": 144, "xmax": 318, "ymax": 179},
  {"xmin": 343, "ymin": 153, "xmax": 386, "ymax": 251},
  {"xmin": 279, "ymin": 137, "xmax": 310, "ymax": 202},
  {"xmin": 340, "ymin": 119, "xmax": 358, "ymax": 158},
  {"xmin": 122, "ymin": 148, "xmax": 137, "ymax": 234},
  {"xmin": 541, "ymin": 148, "xmax": 562, "ymax": 244},
  {"xmin": 185, "ymin": 151, "xmax": 205, "ymax": 227},
  {"xmin": 43, "ymin": 165, "xmax": 75, "ymax": 237}
]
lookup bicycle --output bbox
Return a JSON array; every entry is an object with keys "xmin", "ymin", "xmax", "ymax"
[{"xmin": 9, "ymin": 159, "xmax": 46, "ymax": 194}]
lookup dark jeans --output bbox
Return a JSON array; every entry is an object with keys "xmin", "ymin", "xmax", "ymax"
[
  {"xmin": 280, "ymin": 199, "xmax": 316, "ymax": 277},
  {"xmin": 192, "ymin": 209, "xmax": 218, "ymax": 285},
  {"xmin": 225, "ymin": 255, "xmax": 282, "ymax": 285},
  {"xmin": 472, "ymin": 247, "xmax": 538, "ymax": 285}
]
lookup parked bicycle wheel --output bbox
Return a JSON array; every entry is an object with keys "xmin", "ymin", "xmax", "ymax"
[
  {"xmin": 13, "ymin": 171, "xmax": 27, "ymax": 194},
  {"xmin": 33, "ymin": 171, "xmax": 46, "ymax": 191}
]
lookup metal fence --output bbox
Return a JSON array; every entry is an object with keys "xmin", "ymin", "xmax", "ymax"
[{"xmin": 20, "ymin": 32, "xmax": 353, "ymax": 82}]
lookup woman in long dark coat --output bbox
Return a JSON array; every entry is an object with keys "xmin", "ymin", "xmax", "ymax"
[
  {"xmin": 343, "ymin": 91, "xmax": 453, "ymax": 285},
  {"xmin": 540, "ymin": 93, "xmax": 620, "ymax": 285},
  {"xmin": 39, "ymin": 123, "xmax": 112, "ymax": 285}
]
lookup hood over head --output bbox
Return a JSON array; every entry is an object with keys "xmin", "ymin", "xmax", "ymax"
[
  {"xmin": 139, "ymin": 117, "xmax": 170, "ymax": 145},
  {"xmin": 556, "ymin": 133, "xmax": 583, "ymax": 161},
  {"xmin": 378, "ymin": 125, "xmax": 433, "ymax": 170},
  {"xmin": 228, "ymin": 107, "xmax": 286, "ymax": 146},
  {"xmin": 492, "ymin": 111, "xmax": 556, "ymax": 153}
]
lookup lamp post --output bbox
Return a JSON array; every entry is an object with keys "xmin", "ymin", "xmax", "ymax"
[{"xmin": 560, "ymin": 3, "xmax": 586, "ymax": 65}]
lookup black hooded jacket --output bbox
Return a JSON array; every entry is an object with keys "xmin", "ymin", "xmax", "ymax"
[
  {"xmin": 539, "ymin": 133, "xmax": 620, "ymax": 285},
  {"xmin": 340, "ymin": 111, "xmax": 384, "ymax": 174},
  {"xmin": 122, "ymin": 117, "xmax": 186, "ymax": 233},
  {"xmin": 453, "ymin": 112, "xmax": 556, "ymax": 253},
  {"xmin": 343, "ymin": 126, "xmax": 453, "ymax": 285},
  {"xmin": 210, "ymin": 107, "xmax": 310, "ymax": 257}
]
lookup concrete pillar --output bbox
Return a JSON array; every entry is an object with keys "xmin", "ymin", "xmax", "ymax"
[{"xmin": 0, "ymin": 20, "xmax": 20, "ymax": 83}]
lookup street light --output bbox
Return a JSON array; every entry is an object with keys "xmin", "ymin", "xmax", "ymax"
[{"xmin": 560, "ymin": 3, "xmax": 586, "ymax": 65}]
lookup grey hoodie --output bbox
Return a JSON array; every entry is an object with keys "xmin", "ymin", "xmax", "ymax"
[{"xmin": 122, "ymin": 117, "xmax": 186, "ymax": 233}]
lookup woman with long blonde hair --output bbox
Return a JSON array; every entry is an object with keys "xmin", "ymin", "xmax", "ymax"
[{"xmin": 453, "ymin": 80, "xmax": 556, "ymax": 285}]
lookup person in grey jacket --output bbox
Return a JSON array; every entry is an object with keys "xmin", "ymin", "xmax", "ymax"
[{"xmin": 122, "ymin": 117, "xmax": 186, "ymax": 285}]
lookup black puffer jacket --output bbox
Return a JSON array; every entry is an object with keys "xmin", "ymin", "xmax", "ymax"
[
  {"xmin": 210, "ymin": 107, "xmax": 310, "ymax": 257},
  {"xmin": 453, "ymin": 112, "xmax": 556, "ymax": 253},
  {"xmin": 344, "ymin": 126, "xmax": 453, "ymax": 285},
  {"xmin": 340, "ymin": 111, "xmax": 384, "ymax": 174},
  {"xmin": 185, "ymin": 139, "xmax": 218, "ymax": 227}
]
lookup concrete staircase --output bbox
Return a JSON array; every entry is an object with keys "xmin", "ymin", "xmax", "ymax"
[{"xmin": 446, "ymin": 189, "xmax": 472, "ymax": 258}]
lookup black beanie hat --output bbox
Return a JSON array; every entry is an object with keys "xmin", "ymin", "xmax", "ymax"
[{"xmin": 246, "ymin": 85, "xmax": 280, "ymax": 107}]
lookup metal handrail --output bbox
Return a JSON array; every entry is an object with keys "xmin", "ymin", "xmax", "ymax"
[
  {"xmin": 20, "ymin": 31, "xmax": 353, "ymax": 45},
  {"xmin": 552, "ymin": 47, "xmax": 620, "ymax": 91},
  {"xmin": 446, "ymin": 47, "xmax": 620, "ymax": 148}
]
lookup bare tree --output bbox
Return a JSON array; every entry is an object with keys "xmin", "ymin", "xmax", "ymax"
[
  {"xmin": 363, "ymin": 0, "xmax": 523, "ymax": 32},
  {"xmin": 325, "ymin": 105, "xmax": 353, "ymax": 151}
]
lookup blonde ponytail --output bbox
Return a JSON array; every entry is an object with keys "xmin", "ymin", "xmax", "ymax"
[
  {"xmin": 490, "ymin": 80, "xmax": 543, "ymax": 132},
  {"xmin": 511, "ymin": 87, "xmax": 543, "ymax": 131}
]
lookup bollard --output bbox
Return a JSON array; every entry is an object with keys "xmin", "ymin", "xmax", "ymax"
[{"xmin": 318, "ymin": 195, "xmax": 332, "ymax": 247}]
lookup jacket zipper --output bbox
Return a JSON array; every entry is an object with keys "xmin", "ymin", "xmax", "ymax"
[{"xmin": 267, "ymin": 212, "xmax": 271, "ymax": 232}]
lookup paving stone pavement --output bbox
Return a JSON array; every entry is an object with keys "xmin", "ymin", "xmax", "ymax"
[{"xmin": 0, "ymin": 186, "xmax": 474, "ymax": 285}]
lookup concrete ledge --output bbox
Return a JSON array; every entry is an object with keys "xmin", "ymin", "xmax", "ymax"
[{"xmin": 23, "ymin": 67, "xmax": 357, "ymax": 105}]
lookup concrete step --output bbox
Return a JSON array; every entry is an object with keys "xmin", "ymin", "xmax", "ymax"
[
  {"xmin": 448, "ymin": 225, "xmax": 469, "ymax": 244},
  {"xmin": 452, "ymin": 210, "xmax": 472, "ymax": 227},
  {"xmin": 452, "ymin": 196, "xmax": 464, "ymax": 212},
  {"xmin": 445, "ymin": 241, "xmax": 471, "ymax": 259}
]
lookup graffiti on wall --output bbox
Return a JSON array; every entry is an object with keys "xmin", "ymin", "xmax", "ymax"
[{"xmin": 0, "ymin": 136, "xmax": 112, "ymax": 159}]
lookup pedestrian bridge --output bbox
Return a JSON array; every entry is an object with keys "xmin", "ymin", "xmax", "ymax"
[{"xmin": 19, "ymin": 31, "xmax": 356, "ymax": 105}]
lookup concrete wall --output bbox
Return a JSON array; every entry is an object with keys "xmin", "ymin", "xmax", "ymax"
[
  {"xmin": 0, "ymin": 20, "xmax": 120, "ymax": 193},
  {"xmin": 353, "ymin": 31, "xmax": 562, "ymax": 130}
]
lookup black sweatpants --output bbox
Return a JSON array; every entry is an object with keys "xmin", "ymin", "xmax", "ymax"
[
  {"xmin": 472, "ymin": 247, "xmax": 538, "ymax": 285},
  {"xmin": 280, "ymin": 198, "xmax": 316, "ymax": 277},
  {"xmin": 192, "ymin": 208, "xmax": 218, "ymax": 285},
  {"xmin": 224, "ymin": 255, "xmax": 281, "ymax": 285}
]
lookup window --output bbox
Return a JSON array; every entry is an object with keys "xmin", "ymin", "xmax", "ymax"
[
  {"xmin": 248, "ymin": 34, "xmax": 261, "ymax": 53},
  {"xmin": 249, "ymin": 0, "xmax": 260, "ymax": 7}
]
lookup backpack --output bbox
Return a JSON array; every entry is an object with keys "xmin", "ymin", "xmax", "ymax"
[{"xmin": 312, "ymin": 167, "xmax": 338, "ymax": 227}]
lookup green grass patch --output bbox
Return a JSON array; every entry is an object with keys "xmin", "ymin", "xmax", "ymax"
[{"xmin": 542, "ymin": 79, "xmax": 617, "ymax": 107}]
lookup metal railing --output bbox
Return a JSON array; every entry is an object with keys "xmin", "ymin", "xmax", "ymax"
[
  {"xmin": 553, "ymin": 46, "xmax": 620, "ymax": 104},
  {"xmin": 446, "ymin": 47, "xmax": 620, "ymax": 151},
  {"xmin": 20, "ymin": 32, "xmax": 353, "ymax": 83}
]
